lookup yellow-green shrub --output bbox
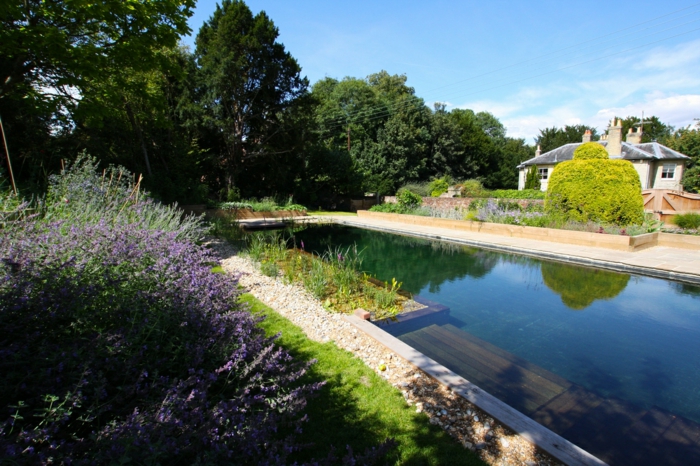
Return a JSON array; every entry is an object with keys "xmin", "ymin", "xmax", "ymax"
[
  {"xmin": 546, "ymin": 159, "xmax": 644, "ymax": 225},
  {"xmin": 573, "ymin": 142, "xmax": 609, "ymax": 160}
]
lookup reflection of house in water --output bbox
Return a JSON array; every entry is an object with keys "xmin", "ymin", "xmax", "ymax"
[
  {"xmin": 517, "ymin": 119, "xmax": 691, "ymax": 192},
  {"xmin": 541, "ymin": 262, "xmax": 630, "ymax": 310}
]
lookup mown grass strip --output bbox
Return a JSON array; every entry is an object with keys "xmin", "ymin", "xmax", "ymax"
[{"xmin": 240, "ymin": 293, "xmax": 485, "ymax": 465}]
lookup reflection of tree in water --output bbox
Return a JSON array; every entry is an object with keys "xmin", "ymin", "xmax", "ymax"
[
  {"xmin": 672, "ymin": 282, "xmax": 700, "ymax": 298},
  {"xmin": 295, "ymin": 225, "xmax": 501, "ymax": 294},
  {"xmin": 541, "ymin": 262, "xmax": 630, "ymax": 310}
]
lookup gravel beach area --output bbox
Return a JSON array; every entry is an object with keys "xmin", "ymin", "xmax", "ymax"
[{"xmin": 211, "ymin": 238, "xmax": 561, "ymax": 466}]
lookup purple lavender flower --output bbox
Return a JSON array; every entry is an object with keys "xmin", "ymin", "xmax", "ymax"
[{"xmin": 0, "ymin": 218, "xmax": 321, "ymax": 464}]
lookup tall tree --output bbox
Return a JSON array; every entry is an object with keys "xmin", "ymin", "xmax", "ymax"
[
  {"xmin": 448, "ymin": 109, "xmax": 498, "ymax": 181},
  {"xmin": 1, "ymin": 0, "xmax": 194, "ymax": 120},
  {"xmin": 617, "ymin": 115, "xmax": 673, "ymax": 143},
  {"xmin": 195, "ymin": 0, "xmax": 309, "ymax": 193},
  {"xmin": 664, "ymin": 121, "xmax": 700, "ymax": 193},
  {"xmin": 0, "ymin": 0, "xmax": 195, "ymax": 191},
  {"xmin": 360, "ymin": 95, "xmax": 431, "ymax": 194},
  {"xmin": 429, "ymin": 103, "xmax": 465, "ymax": 179},
  {"xmin": 535, "ymin": 125, "xmax": 598, "ymax": 153}
]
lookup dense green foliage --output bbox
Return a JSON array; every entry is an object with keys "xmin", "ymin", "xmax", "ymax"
[
  {"xmin": 218, "ymin": 197, "xmax": 307, "ymax": 212},
  {"xmin": 2, "ymin": 0, "xmax": 681, "ymax": 211},
  {"xmin": 619, "ymin": 115, "xmax": 674, "ymax": 143},
  {"xmin": 524, "ymin": 165, "xmax": 541, "ymax": 190},
  {"xmin": 244, "ymin": 233, "xmax": 405, "ymax": 318},
  {"xmin": 546, "ymin": 159, "xmax": 644, "ymax": 225},
  {"xmin": 195, "ymin": 0, "xmax": 309, "ymax": 197},
  {"xmin": 428, "ymin": 177, "xmax": 450, "ymax": 197},
  {"xmin": 396, "ymin": 188, "xmax": 423, "ymax": 208},
  {"xmin": 664, "ymin": 122, "xmax": 700, "ymax": 193},
  {"xmin": 673, "ymin": 212, "xmax": 700, "ymax": 230},
  {"xmin": 488, "ymin": 189, "xmax": 546, "ymax": 199},
  {"xmin": 535, "ymin": 125, "xmax": 598, "ymax": 152},
  {"xmin": 399, "ymin": 181, "xmax": 431, "ymax": 197},
  {"xmin": 573, "ymin": 142, "xmax": 609, "ymax": 160}
]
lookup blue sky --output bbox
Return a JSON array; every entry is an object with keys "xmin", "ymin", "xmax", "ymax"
[{"xmin": 182, "ymin": 0, "xmax": 700, "ymax": 143}]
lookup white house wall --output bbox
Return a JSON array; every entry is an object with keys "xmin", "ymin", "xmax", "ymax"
[
  {"xmin": 518, "ymin": 160, "xmax": 685, "ymax": 192},
  {"xmin": 630, "ymin": 161, "xmax": 651, "ymax": 190},
  {"xmin": 652, "ymin": 162, "xmax": 683, "ymax": 190}
]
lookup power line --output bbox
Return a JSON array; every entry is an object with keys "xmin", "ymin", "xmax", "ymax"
[
  {"xmin": 315, "ymin": 3, "xmax": 700, "ymax": 133},
  {"xmin": 326, "ymin": 23, "xmax": 700, "ymax": 133}
]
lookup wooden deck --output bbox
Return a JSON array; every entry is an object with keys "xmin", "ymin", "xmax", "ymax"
[{"xmin": 399, "ymin": 323, "xmax": 700, "ymax": 465}]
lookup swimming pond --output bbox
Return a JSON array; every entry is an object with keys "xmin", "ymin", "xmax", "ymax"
[{"xmin": 295, "ymin": 225, "xmax": 700, "ymax": 465}]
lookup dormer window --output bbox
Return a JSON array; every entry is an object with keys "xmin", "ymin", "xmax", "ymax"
[{"xmin": 661, "ymin": 164, "xmax": 675, "ymax": 179}]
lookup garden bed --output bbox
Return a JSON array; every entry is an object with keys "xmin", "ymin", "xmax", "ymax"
[
  {"xmin": 358, "ymin": 210, "xmax": 676, "ymax": 252},
  {"xmin": 179, "ymin": 205, "xmax": 307, "ymax": 220}
]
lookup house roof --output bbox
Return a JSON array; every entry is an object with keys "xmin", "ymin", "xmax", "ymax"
[{"xmin": 517, "ymin": 141, "xmax": 691, "ymax": 169}]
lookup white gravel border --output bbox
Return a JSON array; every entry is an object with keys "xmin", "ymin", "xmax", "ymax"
[{"xmin": 210, "ymin": 238, "xmax": 563, "ymax": 466}]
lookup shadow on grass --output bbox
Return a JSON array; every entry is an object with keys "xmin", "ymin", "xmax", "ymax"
[{"xmin": 240, "ymin": 294, "xmax": 485, "ymax": 466}]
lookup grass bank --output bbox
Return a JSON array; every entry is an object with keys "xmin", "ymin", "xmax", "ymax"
[{"xmin": 241, "ymin": 293, "xmax": 484, "ymax": 466}]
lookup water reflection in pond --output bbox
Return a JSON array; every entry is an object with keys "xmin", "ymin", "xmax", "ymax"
[{"xmin": 295, "ymin": 225, "xmax": 700, "ymax": 425}]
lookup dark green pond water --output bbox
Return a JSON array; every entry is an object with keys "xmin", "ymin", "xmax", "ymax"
[{"xmin": 295, "ymin": 225, "xmax": 700, "ymax": 426}]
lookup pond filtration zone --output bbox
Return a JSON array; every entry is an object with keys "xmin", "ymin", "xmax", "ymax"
[{"xmin": 294, "ymin": 225, "xmax": 700, "ymax": 466}]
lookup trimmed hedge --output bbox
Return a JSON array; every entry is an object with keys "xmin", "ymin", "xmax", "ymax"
[
  {"xmin": 573, "ymin": 142, "xmax": 609, "ymax": 160},
  {"xmin": 546, "ymin": 159, "xmax": 644, "ymax": 225}
]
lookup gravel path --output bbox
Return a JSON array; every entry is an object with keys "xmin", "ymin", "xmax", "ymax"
[{"xmin": 211, "ymin": 239, "xmax": 561, "ymax": 466}]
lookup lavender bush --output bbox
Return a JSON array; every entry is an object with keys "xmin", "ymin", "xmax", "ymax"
[
  {"xmin": 44, "ymin": 154, "xmax": 207, "ymax": 242},
  {"xmin": 0, "ymin": 218, "xmax": 325, "ymax": 464}
]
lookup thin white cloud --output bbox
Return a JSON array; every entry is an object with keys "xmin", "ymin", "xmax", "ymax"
[
  {"xmin": 594, "ymin": 93, "xmax": 700, "ymax": 130},
  {"xmin": 455, "ymin": 37, "xmax": 700, "ymax": 142},
  {"xmin": 638, "ymin": 38, "xmax": 700, "ymax": 70}
]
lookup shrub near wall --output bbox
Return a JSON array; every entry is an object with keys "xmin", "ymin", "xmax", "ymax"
[{"xmin": 546, "ymin": 143, "xmax": 644, "ymax": 225}]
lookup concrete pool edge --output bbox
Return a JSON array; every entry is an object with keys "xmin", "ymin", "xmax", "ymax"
[
  {"xmin": 328, "ymin": 218, "xmax": 700, "ymax": 286},
  {"xmin": 343, "ymin": 314, "xmax": 608, "ymax": 466}
]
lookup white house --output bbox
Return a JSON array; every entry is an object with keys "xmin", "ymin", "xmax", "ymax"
[{"xmin": 517, "ymin": 120, "xmax": 691, "ymax": 191}]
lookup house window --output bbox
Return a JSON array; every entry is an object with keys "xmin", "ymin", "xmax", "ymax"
[
  {"xmin": 538, "ymin": 168, "xmax": 549, "ymax": 180},
  {"xmin": 661, "ymin": 164, "xmax": 675, "ymax": 179}
]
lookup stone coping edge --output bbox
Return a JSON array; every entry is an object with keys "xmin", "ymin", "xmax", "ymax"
[
  {"xmin": 331, "ymin": 218, "xmax": 700, "ymax": 286},
  {"xmin": 342, "ymin": 314, "xmax": 608, "ymax": 466}
]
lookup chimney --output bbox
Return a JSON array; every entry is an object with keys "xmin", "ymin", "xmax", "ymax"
[
  {"xmin": 582, "ymin": 130, "xmax": 592, "ymax": 143},
  {"xmin": 626, "ymin": 127, "xmax": 642, "ymax": 144},
  {"xmin": 535, "ymin": 144, "xmax": 541, "ymax": 157},
  {"xmin": 606, "ymin": 119, "xmax": 622, "ymax": 156}
]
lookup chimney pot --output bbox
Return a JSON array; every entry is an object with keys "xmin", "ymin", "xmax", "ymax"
[
  {"xmin": 582, "ymin": 130, "xmax": 592, "ymax": 143},
  {"xmin": 606, "ymin": 120, "xmax": 622, "ymax": 156},
  {"xmin": 625, "ymin": 126, "xmax": 642, "ymax": 144}
]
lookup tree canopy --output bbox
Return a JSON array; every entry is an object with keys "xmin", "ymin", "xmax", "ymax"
[
  {"xmin": 195, "ymin": 0, "xmax": 309, "ymax": 194},
  {"xmin": 535, "ymin": 125, "xmax": 598, "ymax": 153},
  {"xmin": 7, "ymin": 0, "xmax": 685, "ymax": 209}
]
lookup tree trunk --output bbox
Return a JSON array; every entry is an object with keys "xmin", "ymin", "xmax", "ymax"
[{"xmin": 123, "ymin": 98, "xmax": 153, "ymax": 176}]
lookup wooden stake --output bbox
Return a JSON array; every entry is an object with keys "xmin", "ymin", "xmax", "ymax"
[{"xmin": 0, "ymin": 112, "xmax": 18, "ymax": 195}]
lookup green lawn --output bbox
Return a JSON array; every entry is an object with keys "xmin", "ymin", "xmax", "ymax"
[{"xmin": 240, "ymin": 293, "xmax": 485, "ymax": 465}]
